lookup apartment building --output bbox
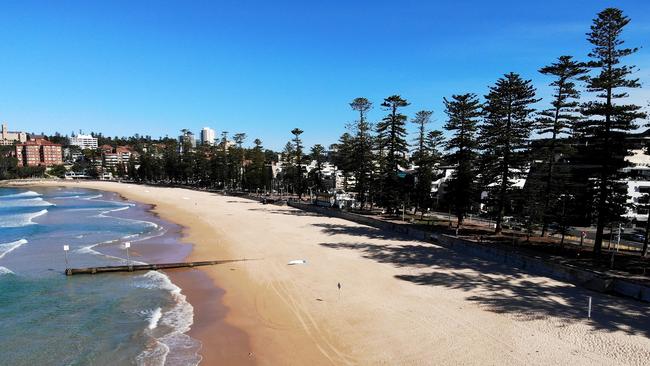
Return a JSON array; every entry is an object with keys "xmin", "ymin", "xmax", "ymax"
[
  {"xmin": 15, "ymin": 138, "xmax": 63, "ymax": 167},
  {"xmin": 200, "ymin": 127, "xmax": 216, "ymax": 145},
  {"xmin": 101, "ymin": 145, "xmax": 137, "ymax": 168},
  {"xmin": 69, "ymin": 133, "xmax": 99, "ymax": 149}
]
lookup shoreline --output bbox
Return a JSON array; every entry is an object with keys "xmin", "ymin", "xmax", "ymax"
[
  {"xmin": 107, "ymin": 189, "xmax": 256, "ymax": 365},
  {"xmin": 2, "ymin": 181, "xmax": 255, "ymax": 365},
  {"xmin": 5, "ymin": 179, "xmax": 650, "ymax": 366}
]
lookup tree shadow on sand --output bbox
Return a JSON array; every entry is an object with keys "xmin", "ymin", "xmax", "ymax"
[
  {"xmin": 314, "ymin": 223, "xmax": 414, "ymax": 242},
  {"xmin": 247, "ymin": 207, "xmax": 324, "ymax": 217},
  {"xmin": 316, "ymin": 223, "xmax": 650, "ymax": 338}
]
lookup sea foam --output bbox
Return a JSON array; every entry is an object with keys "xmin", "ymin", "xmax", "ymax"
[
  {"xmin": 0, "ymin": 190, "xmax": 41, "ymax": 199},
  {"xmin": 0, "ymin": 197, "xmax": 54, "ymax": 207},
  {"xmin": 0, "ymin": 239, "xmax": 28, "ymax": 259},
  {"xmin": 0, "ymin": 209, "xmax": 48, "ymax": 228},
  {"xmin": 147, "ymin": 307, "xmax": 163, "ymax": 330},
  {"xmin": 135, "ymin": 271, "xmax": 201, "ymax": 366}
]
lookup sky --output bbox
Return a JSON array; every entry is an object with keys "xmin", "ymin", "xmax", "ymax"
[{"xmin": 0, "ymin": 0, "xmax": 649, "ymax": 150}]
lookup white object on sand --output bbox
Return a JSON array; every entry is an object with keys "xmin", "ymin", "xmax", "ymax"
[{"xmin": 288, "ymin": 259, "xmax": 307, "ymax": 265}]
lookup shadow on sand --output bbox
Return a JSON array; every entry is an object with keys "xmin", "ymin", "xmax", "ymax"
[
  {"xmin": 316, "ymin": 222, "xmax": 650, "ymax": 338},
  {"xmin": 247, "ymin": 207, "xmax": 324, "ymax": 217}
]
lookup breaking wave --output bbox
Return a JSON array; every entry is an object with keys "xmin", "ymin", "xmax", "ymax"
[
  {"xmin": 0, "ymin": 239, "xmax": 28, "ymax": 259},
  {"xmin": 135, "ymin": 271, "xmax": 202, "ymax": 366},
  {"xmin": 0, "ymin": 209, "xmax": 48, "ymax": 228}
]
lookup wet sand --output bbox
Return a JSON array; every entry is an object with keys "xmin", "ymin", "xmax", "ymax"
[{"xmin": 167, "ymin": 268, "xmax": 254, "ymax": 366}]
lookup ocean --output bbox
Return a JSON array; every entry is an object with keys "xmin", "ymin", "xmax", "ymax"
[{"xmin": 0, "ymin": 186, "xmax": 201, "ymax": 365}]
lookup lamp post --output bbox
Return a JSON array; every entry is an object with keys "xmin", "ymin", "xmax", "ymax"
[
  {"xmin": 610, "ymin": 224, "xmax": 622, "ymax": 269},
  {"xmin": 557, "ymin": 194, "xmax": 575, "ymax": 248}
]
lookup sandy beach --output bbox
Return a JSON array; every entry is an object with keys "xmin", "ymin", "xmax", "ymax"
[{"xmin": 10, "ymin": 180, "xmax": 650, "ymax": 365}]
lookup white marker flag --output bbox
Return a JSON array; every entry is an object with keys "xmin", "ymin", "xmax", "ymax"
[{"xmin": 63, "ymin": 245, "xmax": 69, "ymax": 251}]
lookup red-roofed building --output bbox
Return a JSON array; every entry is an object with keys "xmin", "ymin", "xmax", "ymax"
[{"xmin": 15, "ymin": 138, "xmax": 63, "ymax": 167}]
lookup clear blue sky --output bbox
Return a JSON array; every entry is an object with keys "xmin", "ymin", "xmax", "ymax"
[{"xmin": 0, "ymin": 0, "xmax": 649, "ymax": 150}]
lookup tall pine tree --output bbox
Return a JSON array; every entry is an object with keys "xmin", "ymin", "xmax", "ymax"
[
  {"xmin": 291, "ymin": 128, "xmax": 305, "ymax": 198},
  {"xmin": 479, "ymin": 73, "xmax": 538, "ymax": 234},
  {"xmin": 376, "ymin": 95, "xmax": 410, "ymax": 212},
  {"xmin": 444, "ymin": 93, "xmax": 482, "ymax": 227},
  {"xmin": 349, "ymin": 97, "xmax": 375, "ymax": 208},
  {"xmin": 536, "ymin": 56, "xmax": 588, "ymax": 236},
  {"xmin": 578, "ymin": 8, "xmax": 646, "ymax": 254},
  {"xmin": 411, "ymin": 110, "xmax": 435, "ymax": 213}
]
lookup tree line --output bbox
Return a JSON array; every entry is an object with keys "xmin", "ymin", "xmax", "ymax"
[
  {"xmin": 1, "ymin": 8, "xmax": 646, "ymax": 256},
  {"xmin": 326, "ymin": 8, "xmax": 647, "ymax": 256}
]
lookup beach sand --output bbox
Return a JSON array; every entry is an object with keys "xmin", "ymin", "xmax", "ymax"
[{"xmin": 12, "ymin": 180, "xmax": 650, "ymax": 365}]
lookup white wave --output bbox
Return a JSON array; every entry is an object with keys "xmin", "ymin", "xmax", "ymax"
[
  {"xmin": 64, "ymin": 207, "xmax": 114, "ymax": 212},
  {"xmin": 76, "ymin": 244, "xmax": 100, "ymax": 255},
  {"xmin": 0, "ymin": 190, "xmax": 41, "ymax": 199},
  {"xmin": 135, "ymin": 271, "xmax": 201, "ymax": 366},
  {"xmin": 92, "ymin": 204, "xmax": 133, "ymax": 219},
  {"xmin": 82, "ymin": 194, "xmax": 104, "ymax": 200},
  {"xmin": 146, "ymin": 307, "xmax": 163, "ymax": 330},
  {"xmin": 0, "ymin": 266, "xmax": 14, "ymax": 275},
  {"xmin": 121, "ymin": 226, "xmax": 166, "ymax": 244},
  {"xmin": 91, "ymin": 198, "xmax": 136, "ymax": 207},
  {"xmin": 76, "ymin": 242, "xmax": 146, "ymax": 265},
  {"xmin": 0, "ymin": 239, "xmax": 28, "ymax": 259},
  {"xmin": 0, "ymin": 209, "xmax": 48, "ymax": 228},
  {"xmin": 51, "ymin": 195, "xmax": 81, "ymax": 200},
  {"xmin": 108, "ymin": 206, "xmax": 130, "ymax": 213},
  {"xmin": 50, "ymin": 192, "xmax": 105, "ymax": 200},
  {"xmin": 135, "ymin": 341, "xmax": 169, "ymax": 366},
  {"xmin": 96, "ymin": 206, "xmax": 161, "ymax": 232},
  {"xmin": 0, "ymin": 197, "xmax": 54, "ymax": 207}
]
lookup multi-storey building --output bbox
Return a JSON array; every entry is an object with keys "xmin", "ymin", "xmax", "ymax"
[
  {"xmin": 179, "ymin": 130, "xmax": 196, "ymax": 153},
  {"xmin": 200, "ymin": 127, "xmax": 215, "ymax": 145},
  {"xmin": 15, "ymin": 138, "xmax": 63, "ymax": 167},
  {"xmin": 69, "ymin": 133, "xmax": 98, "ymax": 149},
  {"xmin": 101, "ymin": 145, "xmax": 137, "ymax": 169},
  {"xmin": 1, "ymin": 123, "xmax": 28, "ymax": 145}
]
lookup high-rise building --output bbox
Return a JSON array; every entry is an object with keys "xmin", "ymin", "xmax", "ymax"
[
  {"xmin": 1, "ymin": 123, "xmax": 28, "ymax": 145},
  {"xmin": 200, "ymin": 127, "xmax": 215, "ymax": 145},
  {"xmin": 15, "ymin": 138, "xmax": 63, "ymax": 167},
  {"xmin": 178, "ymin": 130, "xmax": 196, "ymax": 153},
  {"xmin": 69, "ymin": 133, "xmax": 98, "ymax": 149}
]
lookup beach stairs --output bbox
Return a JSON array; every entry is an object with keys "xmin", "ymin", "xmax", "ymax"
[{"xmin": 65, "ymin": 259, "xmax": 248, "ymax": 276}]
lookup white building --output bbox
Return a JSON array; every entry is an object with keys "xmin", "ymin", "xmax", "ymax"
[
  {"xmin": 304, "ymin": 160, "xmax": 346, "ymax": 190},
  {"xmin": 623, "ymin": 149, "xmax": 650, "ymax": 224},
  {"xmin": 1, "ymin": 123, "xmax": 27, "ymax": 145},
  {"xmin": 69, "ymin": 134, "xmax": 98, "ymax": 149},
  {"xmin": 200, "ymin": 127, "xmax": 216, "ymax": 145}
]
